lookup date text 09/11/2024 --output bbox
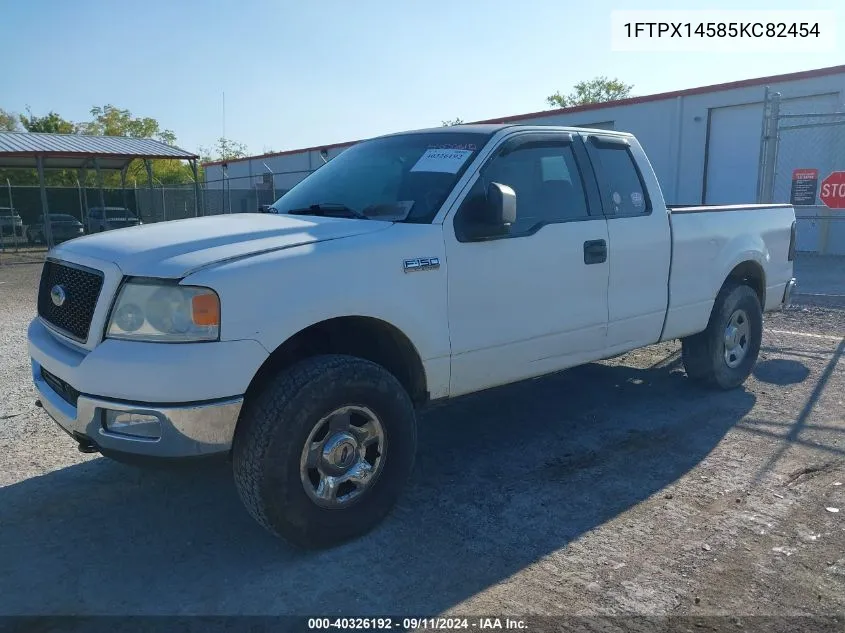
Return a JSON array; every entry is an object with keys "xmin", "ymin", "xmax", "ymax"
[{"xmin": 307, "ymin": 617, "xmax": 527, "ymax": 630}]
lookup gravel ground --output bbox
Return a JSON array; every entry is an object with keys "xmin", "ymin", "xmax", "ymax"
[{"xmin": 0, "ymin": 254, "xmax": 843, "ymax": 621}]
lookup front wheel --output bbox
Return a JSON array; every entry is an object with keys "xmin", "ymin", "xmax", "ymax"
[
  {"xmin": 681, "ymin": 282, "xmax": 763, "ymax": 390},
  {"xmin": 232, "ymin": 354, "xmax": 417, "ymax": 548}
]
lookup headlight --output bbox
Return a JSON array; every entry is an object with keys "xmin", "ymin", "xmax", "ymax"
[{"xmin": 106, "ymin": 281, "xmax": 220, "ymax": 342}]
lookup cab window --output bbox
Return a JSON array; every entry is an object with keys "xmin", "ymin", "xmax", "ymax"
[
  {"xmin": 585, "ymin": 139, "xmax": 650, "ymax": 217},
  {"xmin": 454, "ymin": 140, "xmax": 591, "ymax": 241}
]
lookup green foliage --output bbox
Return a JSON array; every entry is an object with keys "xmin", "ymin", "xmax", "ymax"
[
  {"xmin": 19, "ymin": 107, "xmax": 76, "ymax": 134},
  {"xmin": 442, "ymin": 118, "xmax": 464, "ymax": 126},
  {"xmin": 546, "ymin": 76, "xmax": 634, "ymax": 108},
  {"xmin": 199, "ymin": 137, "xmax": 249, "ymax": 163},
  {"xmin": 1, "ymin": 108, "xmax": 21, "ymax": 131},
  {"xmin": 81, "ymin": 105, "xmax": 176, "ymax": 144}
]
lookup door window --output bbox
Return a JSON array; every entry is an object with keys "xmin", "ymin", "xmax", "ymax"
[{"xmin": 455, "ymin": 139, "xmax": 591, "ymax": 240}]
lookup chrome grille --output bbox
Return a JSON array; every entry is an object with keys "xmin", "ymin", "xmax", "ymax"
[{"xmin": 37, "ymin": 260, "xmax": 104, "ymax": 342}]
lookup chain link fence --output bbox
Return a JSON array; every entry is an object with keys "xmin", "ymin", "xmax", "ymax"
[
  {"xmin": 201, "ymin": 169, "xmax": 314, "ymax": 216},
  {"xmin": 758, "ymin": 90, "xmax": 845, "ymax": 255},
  {"xmin": 0, "ymin": 165, "xmax": 318, "ymax": 257}
]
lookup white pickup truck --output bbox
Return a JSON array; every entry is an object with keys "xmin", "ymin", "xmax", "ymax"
[{"xmin": 28, "ymin": 124, "xmax": 796, "ymax": 548}]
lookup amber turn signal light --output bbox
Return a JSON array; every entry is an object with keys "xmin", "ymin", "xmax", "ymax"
[{"xmin": 191, "ymin": 293, "xmax": 220, "ymax": 326}]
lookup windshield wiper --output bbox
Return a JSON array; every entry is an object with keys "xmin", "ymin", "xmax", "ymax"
[{"xmin": 287, "ymin": 203, "xmax": 368, "ymax": 220}]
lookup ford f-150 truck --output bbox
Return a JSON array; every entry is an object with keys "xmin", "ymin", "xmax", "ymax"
[{"xmin": 28, "ymin": 124, "xmax": 797, "ymax": 548}]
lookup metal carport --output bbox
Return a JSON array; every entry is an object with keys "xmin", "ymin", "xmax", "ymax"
[{"xmin": 0, "ymin": 131, "xmax": 199, "ymax": 249}]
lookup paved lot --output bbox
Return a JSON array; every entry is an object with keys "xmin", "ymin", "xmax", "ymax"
[{"xmin": 0, "ymin": 255, "xmax": 843, "ymax": 617}]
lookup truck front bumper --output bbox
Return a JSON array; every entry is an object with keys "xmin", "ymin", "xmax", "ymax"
[
  {"xmin": 28, "ymin": 318, "xmax": 267, "ymax": 459},
  {"xmin": 33, "ymin": 360, "xmax": 243, "ymax": 458}
]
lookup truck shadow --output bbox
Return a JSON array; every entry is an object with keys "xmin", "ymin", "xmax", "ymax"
[{"xmin": 0, "ymin": 355, "xmax": 754, "ymax": 615}]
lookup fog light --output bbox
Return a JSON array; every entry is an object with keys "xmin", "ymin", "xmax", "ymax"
[{"xmin": 103, "ymin": 410, "xmax": 161, "ymax": 439}]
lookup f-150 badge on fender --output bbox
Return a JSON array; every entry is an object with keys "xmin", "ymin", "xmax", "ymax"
[{"xmin": 403, "ymin": 257, "xmax": 440, "ymax": 273}]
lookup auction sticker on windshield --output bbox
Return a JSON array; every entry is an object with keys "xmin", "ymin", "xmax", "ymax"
[{"xmin": 410, "ymin": 148, "xmax": 473, "ymax": 174}]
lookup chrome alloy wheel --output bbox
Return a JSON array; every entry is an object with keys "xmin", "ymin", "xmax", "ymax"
[
  {"xmin": 723, "ymin": 308, "xmax": 750, "ymax": 369},
  {"xmin": 299, "ymin": 405, "xmax": 386, "ymax": 508}
]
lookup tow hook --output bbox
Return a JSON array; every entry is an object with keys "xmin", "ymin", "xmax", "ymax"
[
  {"xmin": 77, "ymin": 440, "xmax": 98, "ymax": 454},
  {"xmin": 72, "ymin": 433, "xmax": 98, "ymax": 454}
]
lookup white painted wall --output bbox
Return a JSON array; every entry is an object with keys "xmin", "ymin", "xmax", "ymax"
[{"xmin": 204, "ymin": 145, "xmax": 352, "ymax": 191}]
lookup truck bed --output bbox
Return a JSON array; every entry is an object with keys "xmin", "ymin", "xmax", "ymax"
[{"xmin": 661, "ymin": 203, "xmax": 796, "ymax": 342}]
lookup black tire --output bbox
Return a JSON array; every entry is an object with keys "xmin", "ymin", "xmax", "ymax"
[
  {"xmin": 232, "ymin": 354, "xmax": 417, "ymax": 548},
  {"xmin": 681, "ymin": 282, "xmax": 763, "ymax": 390}
]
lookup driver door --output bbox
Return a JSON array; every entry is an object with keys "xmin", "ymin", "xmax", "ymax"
[{"xmin": 444, "ymin": 132, "xmax": 610, "ymax": 396}]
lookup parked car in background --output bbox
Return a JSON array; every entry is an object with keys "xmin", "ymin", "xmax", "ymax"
[
  {"xmin": 0, "ymin": 207, "xmax": 24, "ymax": 241},
  {"xmin": 27, "ymin": 213, "xmax": 86, "ymax": 245},
  {"xmin": 86, "ymin": 207, "xmax": 141, "ymax": 233}
]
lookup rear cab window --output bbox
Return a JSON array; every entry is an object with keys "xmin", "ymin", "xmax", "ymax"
[{"xmin": 583, "ymin": 135, "xmax": 651, "ymax": 217}]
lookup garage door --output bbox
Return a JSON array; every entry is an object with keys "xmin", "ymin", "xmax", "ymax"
[
  {"xmin": 704, "ymin": 103, "xmax": 763, "ymax": 204},
  {"xmin": 704, "ymin": 94, "xmax": 840, "ymax": 205}
]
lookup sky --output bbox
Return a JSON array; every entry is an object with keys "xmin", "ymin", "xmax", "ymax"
[{"xmin": 1, "ymin": 0, "xmax": 844, "ymax": 158}]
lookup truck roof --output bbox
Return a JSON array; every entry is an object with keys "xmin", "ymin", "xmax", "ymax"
[{"xmin": 378, "ymin": 123, "xmax": 633, "ymax": 139}]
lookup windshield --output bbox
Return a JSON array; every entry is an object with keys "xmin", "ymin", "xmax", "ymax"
[
  {"xmin": 270, "ymin": 132, "xmax": 491, "ymax": 223},
  {"xmin": 50, "ymin": 214, "xmax": 79, "ymax": 222}
]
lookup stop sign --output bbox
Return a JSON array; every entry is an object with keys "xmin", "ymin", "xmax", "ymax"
[{"xmin": 820, "ymin": 172, "xmax": 845, "ymax": 209}]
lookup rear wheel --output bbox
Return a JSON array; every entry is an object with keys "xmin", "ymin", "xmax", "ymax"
[
  {"xmin": 681, "ymin": 282, "xmax": 763, "ymax": 390},
  {"xmin": 232, "ymin": 354, "xmax": 417, "ymax": 548}
]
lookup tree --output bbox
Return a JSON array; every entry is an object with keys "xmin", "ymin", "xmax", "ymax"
[
  {"xmin": 546, "ymin": 76, "xmax": 633, "ymax": 108},
  {"xmin": 81, "ymin": 105, "xmax": 176, "ymax": 144},
  {"xmin": 442, "ymin": 118, "xmax": 464, "ymax": 126},
  {"xmin": 19, "ymin": 107, "xmax": 76, "ymax": 134},
  {"xmin": 1, "ymin": 108, "xmax": 21, "ymax": 131},
  {"xmin": 199, "ymin": 137, "xmax": 248, "ymax": 162}
]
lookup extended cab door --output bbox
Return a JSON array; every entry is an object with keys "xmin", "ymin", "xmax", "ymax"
[
  {"xmin": 444, "ymin": 132, "xmax": 610, "ymax": 397},
  {"xmin": 581, "ymin": 133, "xmax": 671, "ymax": 354}
]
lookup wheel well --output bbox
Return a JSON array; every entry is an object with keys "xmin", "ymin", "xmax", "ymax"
[
  {"xmin": 245, "ymin": 317, "xmax": 428, "ymax": 406},
  {"xmin": 725, "ymin": 260, "xmax": 765, "ymax": 306}
]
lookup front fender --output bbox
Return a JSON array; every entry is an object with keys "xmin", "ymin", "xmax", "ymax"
[{"xmin": 183, "ymin": 223, "xmax": 451, "ymax": 365}]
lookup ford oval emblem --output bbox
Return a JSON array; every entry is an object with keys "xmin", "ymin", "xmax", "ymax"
[{"xmin": 50, "ymin": 284, "xmax": 67, "ymax": 307}]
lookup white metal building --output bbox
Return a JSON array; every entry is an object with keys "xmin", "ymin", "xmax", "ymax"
[{"xmin": 203, "ymin": 64, "xmax": 845, "ymax": 251}]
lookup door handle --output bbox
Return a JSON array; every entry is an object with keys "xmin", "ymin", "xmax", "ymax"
[{"xmin": 583, "ymin": 239, "xmax": 607, "ymax": 265}]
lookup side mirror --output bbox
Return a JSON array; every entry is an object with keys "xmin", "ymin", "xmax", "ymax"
[
  {"xmin": 485, "ymin": 182, "xmax": 516, "ymax": 226},
  {"xmin": 461, "ymin": 182, "xmax": 517, "ymax": 240}
]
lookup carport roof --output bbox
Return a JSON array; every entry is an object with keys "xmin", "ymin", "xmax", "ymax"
[{"xmin": 0, "ymin": 131, "xmax": 199, "ymax": 170}]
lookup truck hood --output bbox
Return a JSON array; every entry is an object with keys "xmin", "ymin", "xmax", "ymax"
[{"xmin": 53, "ymin": 213, "xmax": 391, "ymax": 278}]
